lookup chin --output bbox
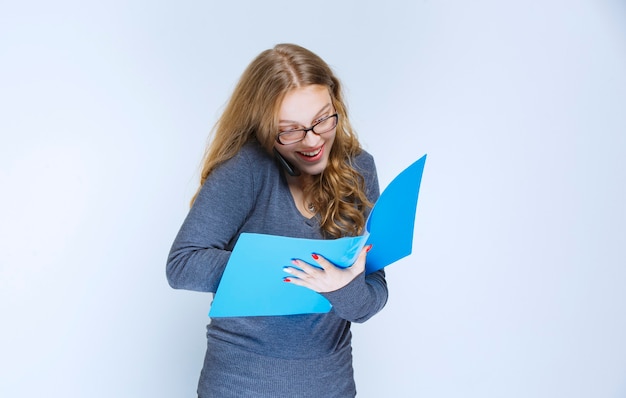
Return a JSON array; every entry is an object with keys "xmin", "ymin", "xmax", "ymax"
[{"xmin": 300, "ymin": 161, "xmax": 329, "ymax": 176}]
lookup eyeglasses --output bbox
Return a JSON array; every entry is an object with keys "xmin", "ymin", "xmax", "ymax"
[{"xmin": 275, "ymin": 113, "xmax": 339, "ymax": 145}]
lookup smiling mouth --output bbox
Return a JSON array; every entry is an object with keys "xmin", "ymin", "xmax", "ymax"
[
  {"xmin": 295, "ymin": 145, "xmax": 325, "ymax": 162},
  {"xmin": 298, "ymin": 147, "xmax": 322, "ymax": 157}
]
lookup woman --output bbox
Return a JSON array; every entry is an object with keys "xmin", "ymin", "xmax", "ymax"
[{"xmin": 167, "ymin": 43, "xmax": 388, "ymax": 397}]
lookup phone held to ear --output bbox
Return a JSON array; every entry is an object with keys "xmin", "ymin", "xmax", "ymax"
[{"xmin": 273, "ymin": 148, "xmax": 301, "ymax": 176}]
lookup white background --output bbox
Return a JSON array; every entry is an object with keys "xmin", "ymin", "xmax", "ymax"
[{"xmin": 1, "ymin": 1, "xmax": 625, "ymax": 397}]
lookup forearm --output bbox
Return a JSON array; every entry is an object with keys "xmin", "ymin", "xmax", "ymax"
[
  {"xmin": 321, "ymin": 269, "xmax": 388, "ymax": 323},
  {"xmin": 166, "ymin": 244, "xmax": 231, "ymax": 292}
]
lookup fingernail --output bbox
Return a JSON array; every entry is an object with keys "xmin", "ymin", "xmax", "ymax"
[
  {"xmin": 366, "ymin": 244, "xmax": 373, "ymax": 252},
  {"xmin": 284, "ymin": 278, "xmax": 291, "ymax": 282},
  {"xmin": 291, "ymin": 259, "xmax": 298, "ymax": 266},
  {"xmin": 312, "ymin": 253, "xmax": 319, "ymax": 260},
  {"xmin": 283, "ymin": 267, "xmax": 292, "ymax": 274}
]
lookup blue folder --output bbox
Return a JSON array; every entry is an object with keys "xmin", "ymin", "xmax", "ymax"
[{"xmin": 209, "ymin": 154, "xmax": 427, "ymax": 317}]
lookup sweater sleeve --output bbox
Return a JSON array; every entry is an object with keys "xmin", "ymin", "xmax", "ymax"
[
  {"xmin": 321, "ymin": 151, "xmax": 388, "ymax": 323},
  {"xmin": 322, "ymin": 269, "xmax": 387, "ymax": 323},
  {"xmin": 166, "ymin": 151, "xmax": 256, "ymax": 293}
]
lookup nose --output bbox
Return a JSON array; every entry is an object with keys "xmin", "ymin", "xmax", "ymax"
[{"xmin": 301, "ymin": 129, "xmax": 321, "ymax": 147}]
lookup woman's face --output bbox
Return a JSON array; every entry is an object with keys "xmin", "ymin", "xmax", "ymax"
[{"xmin": 274, "ymin": 84, "xmax": 336, "ymax": 177}]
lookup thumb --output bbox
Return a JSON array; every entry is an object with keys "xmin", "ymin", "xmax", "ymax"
[{"xmin": 353, "ymin": 244, "xmax": 373, "ymax": 273}]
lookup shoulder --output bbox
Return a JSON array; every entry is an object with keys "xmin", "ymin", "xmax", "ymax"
[
  {"xmin": 350, "ymin": 149, "xmax": 380, "ymax": 203},
  {"xmin": 196, "ymin": 140, "xmax": 276, "ymax": 201},
  {"xmin": 353, "ymin": 149, "xmax": 375, "ymax": 169},
  {"xmin": 215, "ymin": 140, "xmax": 275, "ymax": 177},
  {"xmin": 237, "ymin": 139, "xmax": 274, "ymax": 165},
  {"xmin": 351, "ymin": 149, "xmax": 377, "ymax": 179}
]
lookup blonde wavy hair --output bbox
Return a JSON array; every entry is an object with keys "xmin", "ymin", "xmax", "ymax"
[{"xmin": 192, "ymin": 43, "xmax": 372, "ymax": 238}]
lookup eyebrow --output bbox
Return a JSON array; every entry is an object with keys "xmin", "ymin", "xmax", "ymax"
[{"xmin": 278, "ymin": 103, "xmax": 332, "ymax": 125}]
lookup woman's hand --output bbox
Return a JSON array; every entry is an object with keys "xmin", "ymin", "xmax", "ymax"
[{"xmin": 283, "ymin": 244, "xmax": 373, "ymax": 293}]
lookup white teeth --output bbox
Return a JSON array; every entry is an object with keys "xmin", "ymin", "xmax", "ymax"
[{"xmin": 300, "ymin": 148, "xmax": 321, "ymax": 157}]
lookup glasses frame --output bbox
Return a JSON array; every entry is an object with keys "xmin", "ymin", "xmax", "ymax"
[{"xmin": 275, "ymin": 113, "xmax": 339, "ymax": 145}]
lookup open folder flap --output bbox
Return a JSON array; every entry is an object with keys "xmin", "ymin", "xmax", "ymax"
[{"xmin": 364, "ymin": 154, "xmax": 426, "ymax": 273}]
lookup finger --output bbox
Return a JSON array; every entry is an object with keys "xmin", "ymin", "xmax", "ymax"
[
  {"xmin": 310, "ymin": 253, "xmax": 332, "ymax": 270},
  {"xmin": 282, "ymin": 266, "xmax": 304, "ymax": 279},
  {"xmin": 353, "ymin": 244, "xmax": 373, "ymax": 272},
  {"xmin": 283, "ymin": 275, "xmax": 304, "ymax": 287},
  {"xmin": 282, "ymin": 270, "xmax": 315, "ymax": 289},
  {"xmin": 283, "ymin": 275, "xmax": 314, "ymax": 291},
  {"xmin": 359, "ymin": 244, "xmax": 373, "ymax": 258},
  {"xmin": 284, "ymin": 259, "xmax": 319, "ymax": 278},
  {"xmin": 293, "ymin": 257, "xmax": 324, "ymax": 274}
]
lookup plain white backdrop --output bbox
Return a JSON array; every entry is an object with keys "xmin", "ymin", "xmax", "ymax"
[{"xmin": 1, "ymin": 1, "xmax": 625, "ymax": 397}]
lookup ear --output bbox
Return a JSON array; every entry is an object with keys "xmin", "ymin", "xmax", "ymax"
[{"xmin": 273, "ymin": 148, "xmax": 301, "ymax": 176}]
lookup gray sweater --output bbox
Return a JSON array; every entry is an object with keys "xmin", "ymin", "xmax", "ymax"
[{"xmin": 167, "ymin": 140, "xmax": 388, "ymax": 397}]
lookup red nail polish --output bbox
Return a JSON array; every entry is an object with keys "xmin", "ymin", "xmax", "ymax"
[
  {"xmin": 312, "ymin": 253, "xmax": 319, "ymax": 260},
  {"xmin": 284, "ymin": 278, "xmax": 291, "ymax": 282},
  {"xmin": 366, "ymin": 244, "xmax": 373, "ymax": 252}
]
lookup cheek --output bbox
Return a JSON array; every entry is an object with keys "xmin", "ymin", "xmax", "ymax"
[
  {"xmin": 325, "ymin": 133, "xmax": 337, "ymax": 152},
  {"xmin": 273, "ymin": 144, "xmax": 291, "ymax": 159}
]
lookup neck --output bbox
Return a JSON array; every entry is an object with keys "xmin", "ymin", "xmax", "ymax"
[
  {"xmin": 284, "ymin": 172, "xmax": 317, "ymax": 217},
  {"xmin": 284, "ymin": 172, "xmax": 313, "ymax": 189}
]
